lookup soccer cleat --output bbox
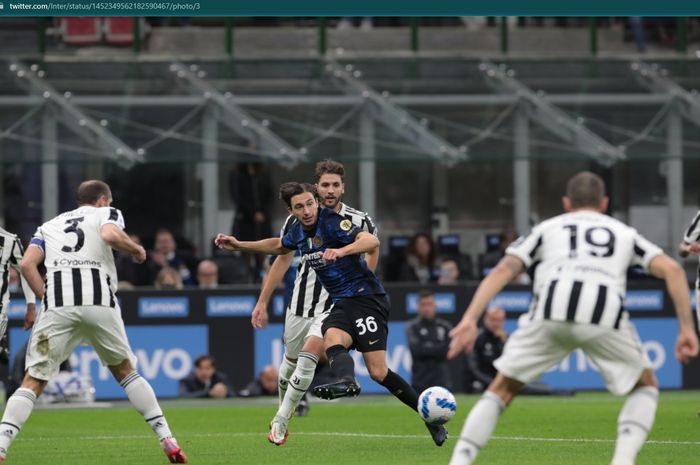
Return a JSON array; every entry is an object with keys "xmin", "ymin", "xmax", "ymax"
[
  {"xmin": 312, "ymin": 380, "xmax": 361, "ymax": 400},
  {"xmin": 295, "ymin": 393, "xmax": 310, "ymax": 417},
  {"xmin": 425, "ymin": 422, "xmax": 448, "ymax": 447},
  {"xmin": 268, "ymin": 416, "xmax": 289, "ymax": 446},
  {"xmin": 161, "ymin": 437, "xmax": 188, "ymax": 463}
]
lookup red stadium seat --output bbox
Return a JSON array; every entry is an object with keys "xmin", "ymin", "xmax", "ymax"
[{"xmin": 59, "ymin": 17, "xmax": 101, "ymax": 45}]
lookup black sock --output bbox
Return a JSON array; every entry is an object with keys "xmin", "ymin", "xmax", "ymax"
[
  {"xmin": 380, "ymin": 370, "xmax": 419, "ymax": 412},
  {"xmin": 326, "ymin": 345, "xmax": 356, "ymax": 383}
]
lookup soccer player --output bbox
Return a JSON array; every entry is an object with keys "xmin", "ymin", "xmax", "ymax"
[
  {"xmin": 679, "ymin": 209, "xmax": 700, "ymax": 323},
  {"xmin": 250, "ymin": 159, "xmax": 379, "ymax": 445},
  {"xmin": 0, "ymin": 180, "xmax": 187, "ymax": 464},
  {"xmin": 446, "ymin": 171, "xmax": 699, "ymax": 465},
  {"xmin": 0, "ymin": 226, "xmax": 37, "ymax": 350},
  {"xmin": 215, "ymin": 182, "xmax": 447, "ymax": 447}
]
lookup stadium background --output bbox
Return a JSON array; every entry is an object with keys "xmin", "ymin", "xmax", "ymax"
[{"xmin": 1, "ymin": 16, "xmax": 700, "ymax": 398}]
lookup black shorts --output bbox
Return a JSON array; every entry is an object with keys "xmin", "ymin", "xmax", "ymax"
[{"xmin": 322, "ymin": 294, "xmax": 390, "ymax": 352}]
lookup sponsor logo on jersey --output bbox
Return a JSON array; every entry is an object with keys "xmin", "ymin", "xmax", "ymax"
[
  {"xmin": 206, "ymin": 296, "xmax": 256, "ymax": 316},
  {"xmin": 138, "ymin": 297, "xmax": 189, "ymax": 318},
  {"xmin": 302, "ymin": 251, "xmax": 326, "ymax": 268},
  {"xmin": 52, "ymin": 258, "xmax": 102, "ymax": 268},
  {"xmin": 339, "ymin": 219, "xmax": 352, "ymax": 231}
]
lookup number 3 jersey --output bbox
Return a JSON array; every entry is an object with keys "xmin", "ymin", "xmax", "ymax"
[
  {"xmin": 30, "ymin": 205, "xmax": 124, "ymax": 309},
  {"xmin": 507, "ymin": 210, "xmax": 662, "ymax": 329}
]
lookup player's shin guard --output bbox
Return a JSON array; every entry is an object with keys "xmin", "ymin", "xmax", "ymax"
[
  {"xmin": 278, "ymin": 356, "xmax": 297, "ymax": 406},
  {"xmin": 0, "ymin": 388, "xmax": 37, "ymax": 458},
  {"xmin": 326, "ymin": 345, "xmax": 356, "ymax": 382},
  {"xmin": 449, "ymin": 391, "xmax": 505, "ymax": 465},
  {"xmin": 278, "ymin": 352, "xmax": 318, "ymax": 420},
  {"xmin": 120, "ymin": 372, "xmax": 173, "ymax": 441},
  {"xmin": 610, "ymin": 386, "xmax": 658, "ymax": 465},
  {"xmin": 380, "ymin": 370, "xmax": 419, "ymax": 412}
]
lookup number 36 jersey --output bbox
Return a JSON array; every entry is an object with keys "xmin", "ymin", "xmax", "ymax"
[
  {"xmin": 507, "ymin": 210, "xmax": 663, "ymax": 329},
  {"xmin": 30, "ymin": 206, "xmax": 124, "ymax": 309}
]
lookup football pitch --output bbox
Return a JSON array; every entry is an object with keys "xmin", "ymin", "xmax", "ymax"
[{"xmin": 4, "ymin": 391, "xmax": 699, "ymax": 465}]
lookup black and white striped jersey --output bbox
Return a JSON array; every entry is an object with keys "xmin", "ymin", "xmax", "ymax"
[
  {"xmin": 682, "ymin": 210, "xmax": 700, "ymax": 290},
  {"xmin": 507, "ymin": 210, "xmax": 662, "ymax": 330},
  {"xmin": 29, "ymin": 206, "xmax": 125, "ymax": 309},
  {"xmin": 0, "ymin": 226, "xmax": 35, "ymax": 310},
  {"xmin": 281, "ymin": 203, "xmax": 377, "ymax": 318}
]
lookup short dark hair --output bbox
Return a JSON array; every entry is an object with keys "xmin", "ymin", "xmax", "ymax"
[
  {"xmin": 195, "ymin": 355, "xmax": 215, "ymax": 368},
  {"xmin": 279, "ymin": 182, "xmax": 317, "ymax": 208},
  {"xmin": 418, "ymin": 289, "xmax": 434, "ymax": 300},
  {"xmin": 315, "ymin": 159, "xmax": 345, "ymax": 182},
  {"xmin": 76, "ymin": 180, "xmax": 111, "ymax": 206},
  {"xmin": 566, "ymin": 171, "xmax": 606, "ymax": 208}
]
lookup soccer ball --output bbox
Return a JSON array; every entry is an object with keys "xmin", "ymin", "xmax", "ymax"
[{"xmin": 418, "ymin": 386, "xmax": 457, "ymax": 425}]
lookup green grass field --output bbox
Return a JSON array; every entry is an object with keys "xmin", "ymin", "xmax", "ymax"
[{"xmin": 3, "ymin": 391, "xmax": 699, "ymax": 465}]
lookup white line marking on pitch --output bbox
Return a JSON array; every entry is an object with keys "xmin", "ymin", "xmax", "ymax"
[{"xmin": 16, "ymin": 432, "xmax": 700, "ymax": 446}]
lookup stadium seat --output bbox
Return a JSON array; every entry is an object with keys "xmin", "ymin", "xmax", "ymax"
[
  {"xmin": 59, "ymin": 17, "xmax": 101, "ymax": 45},
  {"xmin": 104, "ymin": 17, "xmax": 148, "ymax": 45}
]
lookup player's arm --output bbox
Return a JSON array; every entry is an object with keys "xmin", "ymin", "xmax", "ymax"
[
  {"xmin": 678, "ymin": 241, "xmax": 700, "ymax": 258},
  {"xmin": 364, "ymin": 246, "xmax": 379, "ymax": 272},
  {"xmin": 214, "ymin": 234, "xmax": 291, "ymax": 256},
  {"xmin": 20, "ymin": 245, "xmax": 46, "ymax": 330},
  {"xmin": 447, "ymin": 254, "xmax": 525, "ymax": 359},
  {"xmin": 101, "ymin": 224, "xmax": 146, "ymax": 263},
  {"xmin": 10, "ymin": 239, "xmax": 36, "ymax": 318},
  {"xmin": 251, "ymin": 253, "xmax": 294, "ymax": 329},
  {"xmin": 322, "ymin": 231, "xmax": 379, "ymax": 263},
  {"xmin": 648, "ymin": 254, "xmax": 699, "ymax": 363}
]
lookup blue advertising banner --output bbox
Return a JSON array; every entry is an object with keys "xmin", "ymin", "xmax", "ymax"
[
  {"xmin": 206, "ymin": 295, "xmax": 256, "ymax": 317},
  {"xmin": 623, "ymin": 290, "xmax": 664, "ymax": 311},
  {"xmin": 138, "ymin": 297, "xmax": 189, "ymax": 318},
  {"xmin": 503, "ymin": 318, "xmax": 681, "ymax": 389},
  {"xmin": 6, "ymin": 299, "xmax": 40, "ymax": 321},
  {"xmin": 254, "ymin": 322, "xmax": 412, "ymax": 394},
  {"xmin": 490, "ymin": 291, "xmax": 532, "ymax": 312},
  {"xmin": 10, "ymin": 325, "xmax": 208, "ymax": 399},
  {"xmin": 406, "ymin": 293, "xmax": 455, "ymax": 314}
]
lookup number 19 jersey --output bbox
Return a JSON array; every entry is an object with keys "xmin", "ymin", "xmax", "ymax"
[
  {"xmin": 30, "ymin": 205, "xmax": 124, "ymax": 309},
  {"xmin": 507, "ymin": 210, "xmax": 662, "ymax": 329}
]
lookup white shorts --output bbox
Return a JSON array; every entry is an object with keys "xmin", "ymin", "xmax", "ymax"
[
  {"xmin": 283, "ymin": 311, "xmax": 328, "ymax": 359},
  {"xmin": 26, "ymin": 304, "xmax": 137, "ymax": 381},
  {"xmin": 494, "ymin": 317, "xmax": 651, "ymax": 396}
]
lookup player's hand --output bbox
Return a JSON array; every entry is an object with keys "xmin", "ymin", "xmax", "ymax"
[
  {"xmin": 322, "ymin": 248, "xmax": 344, "ymax": 263},
  {"xmin": 132, "ymin": 245, "xmax": 147, "ymax": 264},
  {"xmin": 251, "ymin": 302, "xmax": 269, "ymax": 329},
  {"xmin": 675, "ymin": 328, "xmax": 700, "ymax": 364},
  {"xmin": 214, "ymin": 233, "xmax": 240, "ymax": 251},
  {"xmin": 687, "ymin": 243, "xmax": 700, "ymax": 255},
  {"xmin": 24, "ymin": 304, "xmax": 36, "ymax": 330},
  {"xmin": 447, "ymin": 318, "xmax": 478, "ymax": 359}
]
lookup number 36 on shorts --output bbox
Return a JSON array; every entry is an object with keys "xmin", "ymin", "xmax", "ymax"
[{"xmin": 355, "ymin": 316, "xmax": 378, "ymax": 335}]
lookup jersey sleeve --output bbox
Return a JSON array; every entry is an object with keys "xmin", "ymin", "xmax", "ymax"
[
  {"xmin": 101, "ymin": 207, "xmax": 126, "ymax": 230},
  {"xmin": 630, "ymin": 232, "xmax": 663, "ymax": 271},
  {"xmin": 363, "ymin": 213, "xmax": 378, "ymax": 236},
  {"xmin": 9, "ymin": 236, "xmax": 24, "ymax": 266},
  {"xmin": 683, "ymin": 210, "xmax": 700, "ymax": 244},
  {"xmin": 279, "ymin": 215, "xmax": 295, "ymax": 239},
  {"xmin": 29, "ymin": 227, "xmax": 45, "ymax": 253},
  {"xmin": 281, "ymin": 228, "xmax": 298, "ymax": 250},
  {"xmin": 329, "ymin": 214, "xmax": 361, "ymax": 246},
  {"xmin": 505, "ymin": 227, "xmax": 543, "ymax": 268}
]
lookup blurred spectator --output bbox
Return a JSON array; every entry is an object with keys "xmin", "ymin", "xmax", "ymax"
[
  {"xmin": 116, "ymin": 234, "xmax": 158, "ymax": 286},
  {"xmin": 197, "ymin": 260, "xmax": 219, "ymax": 289},
  {"xmin": 398, "ymin": 233, "xmax": 438, "ymax": 284},
  {"xmin": 150, "ymin": 228, "xmax": 194, "ymax": 286},
  {"xmin": 437, "ymin": 257, "xmax": 461, "ymax": 285},
  {"xmin": 229, "ymin": 162, "xmax": 273, "ymax": 281},
  {"xmin": 7, "ymin": 267, "xmax": 20, "ymax": 293},
  {"xmin": 178, "ymin": 355, "xmax": 232, "ymax": 398},
  {"xmin": 238, "ymin": 365, "xmax": 278, "ymax": 397},
  {"xmin": 469, "ymin": 306, "xmax": 507, "ymax": 391},
  {"xmin": 406, "ymin": 290, "xmax": 453, "ymax": 394},
  {"xmin": 155, "ymin": 266, "xmax": 184, "ymax": 290},
  {"xmin": 479, "ymin": 229, "xmax": 518, "ymax": 278}
]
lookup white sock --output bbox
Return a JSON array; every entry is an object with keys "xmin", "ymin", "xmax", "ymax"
[
  {"xmin": 120, "ymin": 372, "xmax": 173, "ymax": 441},
  {"xmin": 0, "ymin": 388, "xmax": 37, "ymax": 458},
  {"xmin": 278, "ymin": 356, "xmax": 297, "ymax": 406},
  {"xmin": 449, "ymin": 391, "xmax": 506, "ymax": 465},
  {"xmin": 277, "ymin": 352, "xmax": 318, "ymax": 420},
  {"xmin": 610, "ymin": 386, "xmax": 658, "ymax": 465}
]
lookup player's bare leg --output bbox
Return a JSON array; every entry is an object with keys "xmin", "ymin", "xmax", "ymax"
[
  {"xmin": 364, "ymin": 350, "xmax": 447, "ymax": 447},
  {"xmin": 610, "ymin": 369, "xmax": 659, "ymax": 465},
  {"xmin": 312, "ymin": 328, "xmax": 361, "ymax": 399},
  {"xmin": 449, "ymin": 373, "xmax": 523, "ymax": 465},
  {"xmin": 110, "ymin": 360, "xmax": 187, "ymax": 463},
  {"xmin": 269, "ymin": 336, "xmax": 324, "ymax": 445},
  {"xmin": 0, "ymin": 374, "xmax": 47, "ymax": 463}
]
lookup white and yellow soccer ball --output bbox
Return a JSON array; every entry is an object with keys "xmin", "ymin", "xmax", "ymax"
[{"xmin": 418, "ymin": 386, "xmax": 457, "ymax": 425}]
